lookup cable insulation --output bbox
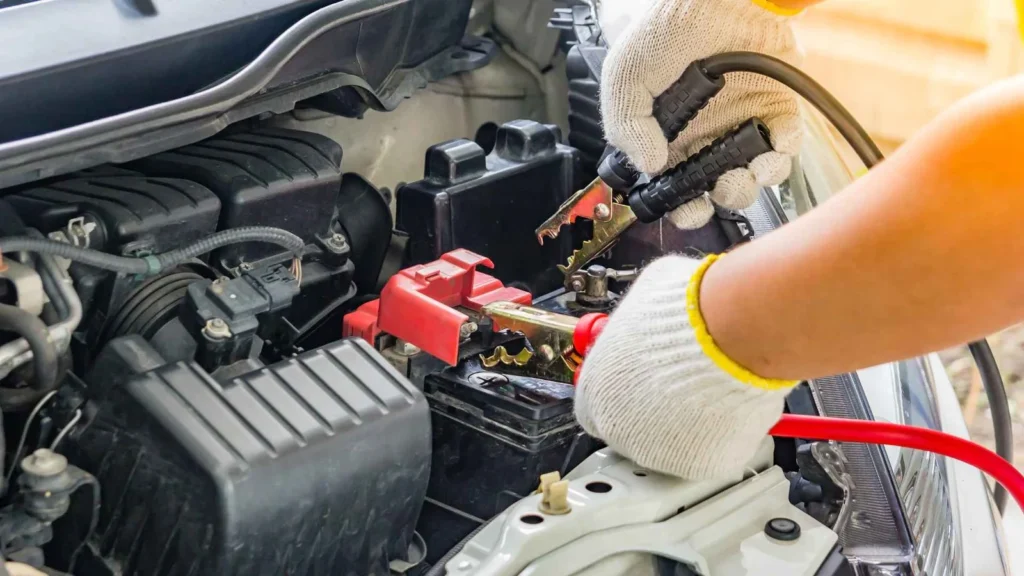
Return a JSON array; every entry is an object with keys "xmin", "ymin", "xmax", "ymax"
[
  {"xmin": 700, "ymin": 52, "xmax": 883, "ymax": 166},
  {"xmin": 970, "ymin": 341, "xmax": 1012, "ymax": 512},
  {"xmin": 771, "ymin": 414, "xmax": 1024, "ymax": 512}
]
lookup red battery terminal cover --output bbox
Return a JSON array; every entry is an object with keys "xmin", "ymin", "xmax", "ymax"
[{"xmin": 343, "ymin": 249, "xmax": 532, "ymax": 365}]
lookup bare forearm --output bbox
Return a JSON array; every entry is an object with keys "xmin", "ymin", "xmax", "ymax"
[{"xmin": 701, "ymin": 76, "xmax": 1024, "ymax": 380}]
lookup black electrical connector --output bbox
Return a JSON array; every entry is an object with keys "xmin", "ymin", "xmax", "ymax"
[
  {"xmin": 596, "ymin": 59, "xmax": 727, "ymax": 193},
  {"xmin": 596, "ymin": 147, "xmax": 639, "ymax": 192},
  {"xmin": 627, "ymin": 118, "xmax": 774, "ymax": 223}
]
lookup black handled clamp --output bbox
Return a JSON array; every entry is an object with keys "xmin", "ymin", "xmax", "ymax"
[{"xmin": 536, "ymin": 60, "xmax": 774, "ymax": 281}]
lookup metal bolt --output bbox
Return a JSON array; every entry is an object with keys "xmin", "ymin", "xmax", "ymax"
[
  {"xmin": 238, "ymin": 262, "xmax": 253, "ymax": 272},
  {"xmin": 328, "ymin": 233, "xmax": 349, "ymax": 251},
  {"xmin": 593, "ymin": 203, "xmax": 611, "ymax": 220},
  {"xmin": 203, "ymin": 318, "xmax": 232, "ymax": 340},
  {"xmin": 467, "ymin": 371, "xmax": 509, "ymax": 386},
  {"xmin": 569, "ymin": 275, "xmax": 586, "ymax": 292},
  {"xmin": 393, "ymin": 340, "xmax": 420, "ymax": 356},
  {"xmin": 537, "ymin": 344, "xmax": 557, "ymax": 363},
  {"xmin": 459, "ymin": 321, "xmax": 478, "ymax": 339},
  {"xmin": 21, "ymin": 449, "xmax": 68, "ymax": 478}
]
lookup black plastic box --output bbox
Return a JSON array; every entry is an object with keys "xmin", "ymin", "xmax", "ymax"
[
  {"xmin": 396, "ymin": 120, "xmax": 580, "ymax": 294},
  {"xmin": 128, "ymin": 128, "xmax": 343, "ymax": 268},
  {"xmin": 61, "ymin": 338, "xmax": 430, "ymax": 576}
]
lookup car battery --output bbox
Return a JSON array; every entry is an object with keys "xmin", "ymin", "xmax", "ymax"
[
  {"xmin": 343, "ymin": 250, "xmax": 603, "ymax": 561},
  {"xmin": 416, "ymin": 334, "xmax": 600, "ymax": 563}
]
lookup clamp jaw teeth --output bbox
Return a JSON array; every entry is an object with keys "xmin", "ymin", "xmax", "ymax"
[{"xmin": 535, "ymin": 178, "xmax": 638, "ymax": 284}]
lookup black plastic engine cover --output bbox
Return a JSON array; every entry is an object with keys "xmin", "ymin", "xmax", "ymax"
[
  {"xmin": 396, "ymin": 120, "xmax": 580, "ymax": 295},
  {"xmin": 7, "ymin": 176, "xmax": 220, "ymax": 255},
  {"xmin": 127, "ymin": 128, "xmax": 343, "ymax": 268},
  {"xmin": 60, "ymin": 338, "xmax": 430, "ymax": 576}
]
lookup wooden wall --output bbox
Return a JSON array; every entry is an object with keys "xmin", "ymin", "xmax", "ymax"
[{"xmin": 793, "ymin": 0, "xmax": 1023, "ymax": 154}]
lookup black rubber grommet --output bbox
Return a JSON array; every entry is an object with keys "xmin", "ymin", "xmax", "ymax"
[{"xmin": 764, "ymin": 517, "xmax": 801, "ymax": 541}]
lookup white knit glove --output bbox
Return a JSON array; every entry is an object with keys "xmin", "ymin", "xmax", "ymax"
[
  {"xmin": 599, "ymin": 0, "xmax": 804, "ymax": 229},
  {"xmin": 574, "ymin": 255, "xmax": 796, "ymax": 479}
]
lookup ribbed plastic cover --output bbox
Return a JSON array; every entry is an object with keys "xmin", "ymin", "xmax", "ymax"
[
  {"xmin": 128, "ymin": 128, "xmax": 343, "ymax": 266},
  {"xmin": 69, "ymin": 338, "xmax": 430, "ymax": 576},
  {"xmin": 8, "ymin": 176, "xmax": 220, "ymax": 253}
]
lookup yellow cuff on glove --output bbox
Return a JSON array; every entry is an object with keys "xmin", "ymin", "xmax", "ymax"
[
  {"xmin": 686, "ymin": 254, "xmax": 799, "ymax": 391},
  {"xmin": 751, "ymin": 0, "xmax": 804, "ymax": 17}
]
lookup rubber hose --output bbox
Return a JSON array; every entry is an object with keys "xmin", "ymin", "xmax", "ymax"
[
  {"xmin": 703, "ymin": 50, "xmax": 1014, "ymax": 514},
  {"xmin": 37, "ymin": 266, "xmax": 68, "ymax": 321},
  {"xmin": 0, "ymin": 226, "xmax": 304, "ymax": 275},
  {"xmin": 424, "ymin": 522, "xmax": 488, "ymax": 576},
  {"xmin": 34, "ymin": 255, "xmax": 70, "ymax": 322},
  {"xmin": 0, "ymin": 304, "xmax": 57, "ymax": 392},
  {"xmin": 970, "ymin": 341, "xmax": 1012, "ymax": 513},
  {"xmin": 0, "ymin": 386, "xmax": 53, "ymax": 412}
]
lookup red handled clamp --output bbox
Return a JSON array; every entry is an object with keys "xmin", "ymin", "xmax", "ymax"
[
  {"xmin": 573, "ymin": 313, "xmax": 608, "ymax": 357},
  {"xmin": 571, "ymin": 313, "xmax": 607, "ymax": 384},
  {"xmin": 479, "ymin": 302, "xmax": 608, "ymax": 384}
]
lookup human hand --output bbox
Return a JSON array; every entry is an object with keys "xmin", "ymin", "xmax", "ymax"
[
  {"xmin": 573, "ymin": 255, "xmax": 796, "ymax": 479},
  {"xmin": 599, "ymin": 0, "xmax": 804, "ymax": 229}
]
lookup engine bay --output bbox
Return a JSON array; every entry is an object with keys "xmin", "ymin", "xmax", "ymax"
[
  {"xmin": 0, "ymin": 112, "xmax": 853, "ymax": 575},
  {"xmin": 0, "ymin": 2, "xmax": 881, "ymax": 575}
]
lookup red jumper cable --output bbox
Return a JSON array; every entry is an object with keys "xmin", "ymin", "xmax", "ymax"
[
  {"xmin": 770, "ymin": 414, "xmax": 1024, "ymax": 512},
  {"xmin": 572, "ymin": 312, "xmax": 1024, "ymax": 511}
]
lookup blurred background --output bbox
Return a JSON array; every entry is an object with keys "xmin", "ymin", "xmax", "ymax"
[{"xmin": 792, "ymin": 0, "xmax": 1024, "ymax": 558}]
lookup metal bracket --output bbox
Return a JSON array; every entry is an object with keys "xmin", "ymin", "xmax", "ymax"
[{"xmin": 442, "ymin": 443, "xmax": 836, "ymax": 576}]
